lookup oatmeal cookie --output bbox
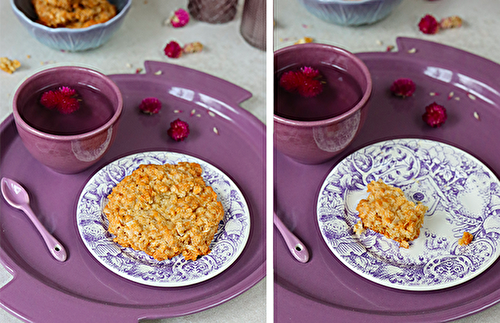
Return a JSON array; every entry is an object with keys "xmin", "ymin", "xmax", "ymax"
[
  {"xmin": 32, "ymin": 0, "xmax": 117, "ymax": 28},
  {"xmin": 103, "ymin": 162, "xmax": 224, "ymax": 261},
  {"xmin": 355, "ymin": 179, "xmax": 428, "ymax": 248}
]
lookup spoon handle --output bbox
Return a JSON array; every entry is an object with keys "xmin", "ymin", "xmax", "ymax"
[
  {"xmin": 21, "ymin": 205, "xmax": 67, "ymax": 262},
  {"xmin": 274, "ymin": 212, "xmax": 309, "ymax": 263}
]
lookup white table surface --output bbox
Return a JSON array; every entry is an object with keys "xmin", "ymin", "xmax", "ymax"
[
  {"xmin": 274, "ymin": 0, "xmax": 500, "ymax": 322},
  {"xmin": 0, "ymin": 1, "xmax": 266, "ymax": 322}
]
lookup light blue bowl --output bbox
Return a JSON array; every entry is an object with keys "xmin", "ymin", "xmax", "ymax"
[
  {"xmin": 11, "ymin": 0, "xmax": 131, "ymax": 51},
  {"xmin": 297, "ymin": 0, "xmax": 403, "ymax": 26}
]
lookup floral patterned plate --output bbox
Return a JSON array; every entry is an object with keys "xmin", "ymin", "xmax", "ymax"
[
  {"xmin": 76, "ymin": 151, "xmax": 250, "ymax": 287},
  {"xmin": 317, "ymin": 138, "xmax": 500, "ymax": 291}
]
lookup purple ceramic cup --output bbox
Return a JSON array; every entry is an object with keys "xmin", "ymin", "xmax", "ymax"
[
  {"xmin": 274, "ymin": 43, "xmax": 372, "ymax": 164},
  {"xmin": 12, "ymin": 66, "xmax": 123, "ymax": 174}
]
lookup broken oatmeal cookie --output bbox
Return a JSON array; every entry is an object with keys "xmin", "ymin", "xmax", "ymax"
[{"xmin": 355, "ymin": 179, "xmax": 428, "ymax": 248}]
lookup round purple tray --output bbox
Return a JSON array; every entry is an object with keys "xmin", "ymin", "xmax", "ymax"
[
  {"xmin": 0, "ymin": 61, "xmax": 265, "ymax": 322},
  {"xmin": 274, "ymin": 37, "xmax": 500, "ymax": 322}
]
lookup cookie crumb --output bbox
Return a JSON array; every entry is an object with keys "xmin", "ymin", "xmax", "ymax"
[
  {"xmin": 0, "ymin": 57, "xmax": 21, "ymax": 74},
  {"xmin": 458, "ymin": 232, "xmax": 473, "ymax": 246}
]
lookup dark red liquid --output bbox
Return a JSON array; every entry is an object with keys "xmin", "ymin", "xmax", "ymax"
[
  {"xmin": 275, "ymin": 64, "xmax": 363, "ymax": 121},
  {"xmin": 20, "ymin": 84, "xmax": 115, "ymax": 135}
]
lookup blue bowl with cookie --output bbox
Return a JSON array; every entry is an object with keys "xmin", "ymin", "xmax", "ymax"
[{"xmin": 11, "ymin": 0, "xmax": 131, "ymax": 51}]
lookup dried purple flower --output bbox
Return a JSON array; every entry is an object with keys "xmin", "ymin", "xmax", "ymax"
[
  {"xmin": 422, "ymin": 102, "xmax": 447, "ymax": 127},
  {"xmin": 139, "ymin": 97, "xmax": 162, "ymax": 115},
  {"xmin": 167, "ymin": 118, "xmax": 190, "ymax": 141},
  {"xmin": 390, "ymin": 78, "xmax": 416, "ymax": 98}
]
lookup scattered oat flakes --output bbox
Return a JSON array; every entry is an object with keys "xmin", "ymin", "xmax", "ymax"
[
  {"xmin": 0, "ymin": 57, "xmax": 21, "ymax": 74},
  {"xmin": 455, "ymin": 97, "xmax": 460, "ymax": 101},
  {"xmin": 173, "ymin": 109, "xmax": 182, "ymax": 113},
  {"xmin": 429, "ymin": 92, "xmax": 437, "ymax": 96},
  {"xmin": 154, "ymin": 70, "xmax": 162, "ymax": 75},
  {"xmin": 408, "ymin": 48, "xmax": 417, "ymax": 54},
  {"xmin": 376, "ymin": 40, "xmax": 383, "ymax": 46},
  {"xmin": 196, "ymin": 114, "xmax": 201, "ymax": 117},
  {"xmin": 474, "ymin": 111, "xmax": 480, "ymax": 120},
  {"xmin": 126, "ymin": 63, "xmax": 132, "ymax": 68},
  {"xmin": 213, "ymin": 127, "xmax": 219, "ymax": 135},
  {"xmin": 468, "ymin": 93, "xmax": 476, "ymax": 100},
  {"xmin": 208, "ymin": 111, "xmax": 215, "ymax": 117},
  {"xmin": 295, "ymin": 37, "xmax": 313, "ymax": 44}
]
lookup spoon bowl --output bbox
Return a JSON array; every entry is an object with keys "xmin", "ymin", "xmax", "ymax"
[{"xmin": 1, "ymin": 177, "xmax": 67, "ymax": 262}]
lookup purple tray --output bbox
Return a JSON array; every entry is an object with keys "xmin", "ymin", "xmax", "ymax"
[
  {"xmin": 274, "ymin": 37, "xmax": 500, "ymax": 322},
  {"xmin": 0, "ymin": 61, "xmax": 265, "ymax": 322}
]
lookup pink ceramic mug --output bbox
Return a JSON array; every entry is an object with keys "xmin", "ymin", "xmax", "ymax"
[
  {"xmin": 12, "ymin": 66, "xmax": 123, "ymax": 174},
  {"xmin": 274, "ymin": 43, "xmax": 372, "ymax": 164}
]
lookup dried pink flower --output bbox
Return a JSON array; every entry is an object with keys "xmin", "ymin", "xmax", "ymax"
[
  {"xmin": 57, "ymin": 96, "xmax": 80, "ymax": 114},
  {"xmin": 279, "ymin": 66, "xmax": 323, "ymax": 98},
  {"xmin": 164, "ymin": 41, "xmax": 183, "ymax": 58},
  {"xmin": 296, "ymin": 73, "xmax": 323, "ymax": 98},
  {"xmin": 300, "ymin": 66, "xmax": 320, "ymax": 78},
  {"xmin": 40, "ymin": 86, "xmax": 80, "ymax": 114},
  {"xmin": 418, "ymin": 14, "xmax": 440, "ymax": 34},
  {"xmin": 390, "ymin": 78, "xmax": 416, "ymax": 98},
  {"xmin": 139, "ymin": 97, "xmax": 162, "ymax": 114},
  {"xmin": 422, "ymin": 102, "xmax": 447, "ymax": 127},
  {"xmin": 167, "ymin": 118, "xmax": 190, "ymax": 141},
  {"xmin": 40, "ymin": 90, "xmax": 61, "ymax": 110},
  {"xmin": 58, "ymin": 86, "xmax": 76, "ymax": 97},
  {"xmin": 170, "ymin": 9, "xmax": 190, "ymax": 28}
]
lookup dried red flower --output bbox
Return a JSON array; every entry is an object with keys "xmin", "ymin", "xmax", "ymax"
[
  {"xmin": 40, "ymin": 86, "xmax": 80, "ymax": 114},
  {"xmin": 58, "ymin": 86, "xmax": 76, "ymax": 97},
  {"xmin": 167, "ymin": 118, "xmax": 190, "ymax": 141},
  {"xmin": 422, "ymin": 102, "xmax": 447, "ymax": 127},
  {"xmin": 40, "ymin": 90, "xmax": 61, "ymax": 110},
  {"xmin": 164, "ymin": 41, "xmax": 183, "ymax": 58},
  {"xmin": 139, "ymin": 97, "xmax": 162, "ymax": 114},
  {"xmin": 279, "ymin": 66, "xmax": 323, "ymax": 98},
  {"xmin": 170, "ymin": 8, "xmax": 190, "ymax": 28},
  {"xmin": 390, "ymin": 78, "xmax": 416, "ymax": 97},
  {"xmin": 419, "ymin": 14, "xmax": 440, "ymax": 34}
]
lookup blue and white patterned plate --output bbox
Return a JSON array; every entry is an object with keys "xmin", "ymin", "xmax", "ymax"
[
  {"xmin": 317, "ymin": 139, "xmax": 500, "ymax": 291},
  {"xmin": 76, "ymin": 151, "xmax": 250, "ymax": 287}
]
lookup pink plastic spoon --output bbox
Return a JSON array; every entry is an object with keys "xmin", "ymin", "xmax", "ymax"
[
  {"xmin": 1, "ymin": 177, "xmax": 67, "ymax": 262},
  {"xmin": 274, "ymin": 212, "xmax": 309, "ymax": 263}
]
